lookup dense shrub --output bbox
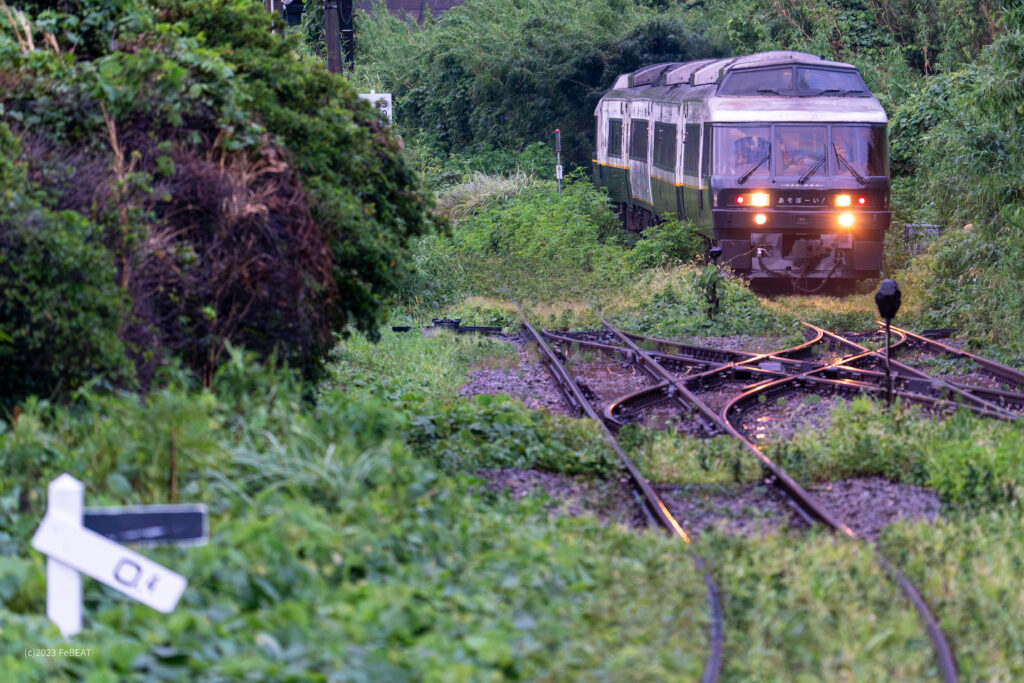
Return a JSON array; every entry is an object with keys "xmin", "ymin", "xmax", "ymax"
[
  {"xmin": 1, "ymin": 0, "xmax": 434, "ymax": 395},
  {"xmin": 626, "ymin": 215, "xmax": 705, "ymax": 270},
  {"xmin": 448, "ymin": 175, "xmax": 630, "ymax": 301},
  {"xmin": 0, "ymin": 125, "xmax": 131, "ymax": 405},
  {"xmin": 348, "ymin": 0, "xmax": 727, "ymax": 167},
  {"xmin": 614, "ymin": 269, "xmax": 780, "ymax": 337}
]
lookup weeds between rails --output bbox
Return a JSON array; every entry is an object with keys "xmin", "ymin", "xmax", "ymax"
[{"xmin": 523, "ymin": 318, "xmax": 1024, "ymax": 683}]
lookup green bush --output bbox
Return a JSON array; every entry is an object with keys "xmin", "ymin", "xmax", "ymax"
[
  {"xmin": 772, "ymin": 396, "xmax": 1024, "ymax": 508},
  {"xmin": 0, "ymin": 335, "xmax": 716, "ymax": 682},
  {"xmin": 449, "ymin": 174, "xmax": 631, "ymax": 301},
  {"xmin": 347, "ymin": 0, "xmax": 727, "ymax": 167},
  {"xmin": 0, "ymin": 125, "xmax": 130, "ymax": 406},
  {"xmin": 409, "ymin": 393, "xmax": 619, "ymax": 476},
  {"xmin": 614, "ymin": 268, "xmax": 780, "ymax": 337},
  {"xmin": 626, "ymin": 215, "xmax": 705, "ymax": 270},
  {"xmin": 1, "ymin": 0, "xmax": 435, "ymax": 392}
]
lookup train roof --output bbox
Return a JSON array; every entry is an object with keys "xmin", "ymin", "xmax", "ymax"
[{"xmin": 601, "ymin": 51, "xmax": 887, "ymax": 124}]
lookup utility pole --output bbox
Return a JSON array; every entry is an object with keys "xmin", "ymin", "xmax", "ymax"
[
  {"xmin": 264, "ymin": 0, "xmax": 282, "ymax": 36},
  {"xmin": 324, "ymin": 0, "xmax": 342, "ymax": 74},
  {"xmin": 340, "ymin": 0, "xmax": 354, "ymax": 72}
]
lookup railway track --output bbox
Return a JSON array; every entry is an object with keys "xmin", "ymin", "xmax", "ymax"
[
  {"xmin": 519, "ymin": 316, "xmax": 1024, "ymax": 682},
  {"xmin": 521, "ymin": 320, "xmax": 725, "ymax": 683}
]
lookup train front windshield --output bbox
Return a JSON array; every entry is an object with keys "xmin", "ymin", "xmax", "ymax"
[{"xmin": 714, "ymin": 125, "xmax": 888, "ymax": 179}]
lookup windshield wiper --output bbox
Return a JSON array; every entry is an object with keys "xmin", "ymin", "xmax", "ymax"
[
  {"xmin": 797, "ymin": 156, "xmax": 825, "ymax": 184},
  {"xmin": 833, "ymin": 143, "xmax": 867, "ymax": 184},
  {"xmin": 757, "ymin": 88, "xmax": 781, "ymax": 95},
  {"xmin": 738, "ymin": 147, "xmax": 771, "ymax": 185},
  {"xmin": 806, "ymin": 88, "xmax": 868, "ymax": 97}
]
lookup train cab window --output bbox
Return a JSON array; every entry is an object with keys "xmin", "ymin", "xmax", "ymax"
[
  {"xmin": 608, "ymin": 118, "xmax": 623, "ymax": 157},
  {"xmin": 653, "ymin": 122, "xmax": 677, "ymax": 170},
  {"xmin": 683, "ymin": 123, "xmax": 701, "ymax": 174},
  {"xmin": 832, "ymin": 125, "xmax": 888, "ymax": 178},
  {"xmin": 629, "ymin": 119, "xmax": 649, "ymax": 161},
  {"xmin": 775, "ymin": 126, "xmax": 827, "ymax": 179},
  {"xmin": 797, "ymin": 68, "xmax": 868, "ymax": 95},
  {"xmin": 719, "ymin": 68, "xmax": 793, "ymax": 95},
  {"xmin": 720, "ymin": 66, "xmax": 868, "ymax": 96},
  {"xmin": 713, "ymin": 126, "xmax": 770, "ymax": 177}
]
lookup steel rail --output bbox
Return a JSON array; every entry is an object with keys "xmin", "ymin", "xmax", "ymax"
[
  {"xmin": 676, "ymin": 326, "xmax": 828, "ymax": 389},
  {"xmin": 602, "ymin": 319, "xmax": 857, "ymax": 533},
  {"xmin": 806, "ymin": 362, "xmax": 1024, "ymax": 413},
  {"xmin": 622, "ymin": 331, "xmax": 758, "ymax": 363},
  {"xmin": 541, "ymin": 329, "xmax": 720, "ymax": 374},
  {"xmin": 602, "ymin": 319, "xmax": 958, "ymax": 682},
  {"xmin": 814, "ymin": 326, "xmax": 1018, "ymax": 420},
  {"xmin": 521, "ymin": 319, "xmax": 724, "ymax": 683},
  {"xmin": 719, "ymin": 324, "xmax": 958, "ymax": 682},
  {"xmin": 889, "ymin": 324, "xmax": 1024, "ymax": 388}
]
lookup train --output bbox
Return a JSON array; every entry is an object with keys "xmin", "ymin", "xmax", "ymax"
[{"xmin": 592, "ymin": 51, "xmax": 891, "ymax": 291}]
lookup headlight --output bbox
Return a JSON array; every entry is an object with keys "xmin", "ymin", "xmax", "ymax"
[
  {"xmin": 754, "ymin": 213, "xmax": 767, "ymax": 225},
  {"xmin": 751, "ymin": 192, "xmax": 770, "ymax": 207},
  {"xmin": 835, "ymin": 194, "xmax": 851, "ymax": 207},
  {"xmin": 838, "ymin": 213, "xmax": 854, "ymax": 228}
]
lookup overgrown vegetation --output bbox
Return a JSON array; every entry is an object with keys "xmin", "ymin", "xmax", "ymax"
[
  {"xmin": 0, "ymin": 341, "xmax": 715, "ymax": 679},
  {"xmin": 7, "ymin": 0, "xmax": 1024, "ymax": 680},
  {"xmin": 0, "ymin": 0, "xmax": 434, "ymax": 402},
  {"xmin": 346, "ymin": 0, "xmax": 728, "ymax": 167}
]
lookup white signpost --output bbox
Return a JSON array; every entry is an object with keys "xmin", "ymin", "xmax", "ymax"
[
  {"xmin": 31, "ymin": 474, "xmax": 203, "ymax": 637},
  {"xmin": 358, "ymin": 91, "xmax": 393, "ymax": 124}
]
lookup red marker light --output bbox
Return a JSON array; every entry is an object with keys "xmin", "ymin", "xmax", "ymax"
[
  {"xmin": 857, "ymin": 195, "xmax": 867, "ymax": 205},
  {"xmin": 736, "ymin": 195, "xmax": 745, "ymax": 204}
]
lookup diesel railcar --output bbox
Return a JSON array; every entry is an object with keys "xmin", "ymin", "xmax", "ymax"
[{"xmin": 592, "ymin": 51, "xmax": 891, "ymax": 290}]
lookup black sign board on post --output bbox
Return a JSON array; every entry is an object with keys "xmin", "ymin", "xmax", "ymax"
[{"xmin": 84, "ymin": 504, "xmax": 208, "ymax": 547}]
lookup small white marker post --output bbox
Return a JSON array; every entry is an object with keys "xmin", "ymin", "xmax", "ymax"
[
  {"xmin": 43, "ymin": 474, "xmax": 83, "ymax": 638},
  {"xmin": 31, "ymin": 474, "xmax": 192, "ymax": 638}
]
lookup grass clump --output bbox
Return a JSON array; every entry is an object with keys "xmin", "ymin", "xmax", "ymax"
[
  {"xmin": 330, "ymin": 328, "xmax": 515, "ymax": 405},
  {"xmin": 625, "ymin": 215, "xmax": 706, "ymax": 270},
  {"xmin": 879, "ymin": 511, "xmax": 1024, "ymax": 680},
  {"xmin": 434, "ymin": 170, "xmax": 534, "ymax": 223},
  {"xmin": 449, "ymin": 174, "xmax": 631, "ymax": 303},
  {"xmin": 705, "ymin": 530, "xmax": 935, "ymax": 680},
  {"xmin": 619, "ymin": 427, "xmax": 760, "ymax": 485},
  {"xmin": 770, "ymin": 396, "xmax": 1024, "ymax": 509},
  {"xmin": 613, "ymin": 268, "xmax": 781, "ymax": 337}
]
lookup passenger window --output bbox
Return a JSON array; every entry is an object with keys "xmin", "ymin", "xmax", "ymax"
[
  {"xmin": 608, "ymin": 118, "xmax": 623, "ymax": 157},
  {"xmin": 719, "ymin": 68, "xmax": 794, "ymax": 95},
  {"xmin": 653, "ymin": 122, "xmax": 677, "ymax": 170},
  {"xmin": 832, "ymin": 125, "xmax": 888, "ymax": 177},
  {"xmin": 683, "ymin": 123, "xmax": 700, "ymax": 174},
  {"xmin": 629, "ymin": 119, "xmax": 649, "ymax": 161},
  {"xmin": 797, "ymin": 68, "xmax": 867, "ymax": 95}
]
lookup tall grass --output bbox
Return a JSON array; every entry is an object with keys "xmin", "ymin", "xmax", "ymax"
[{"xmin": 434, "ymin": 171, "xmax": 534, "ymax": 223}]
